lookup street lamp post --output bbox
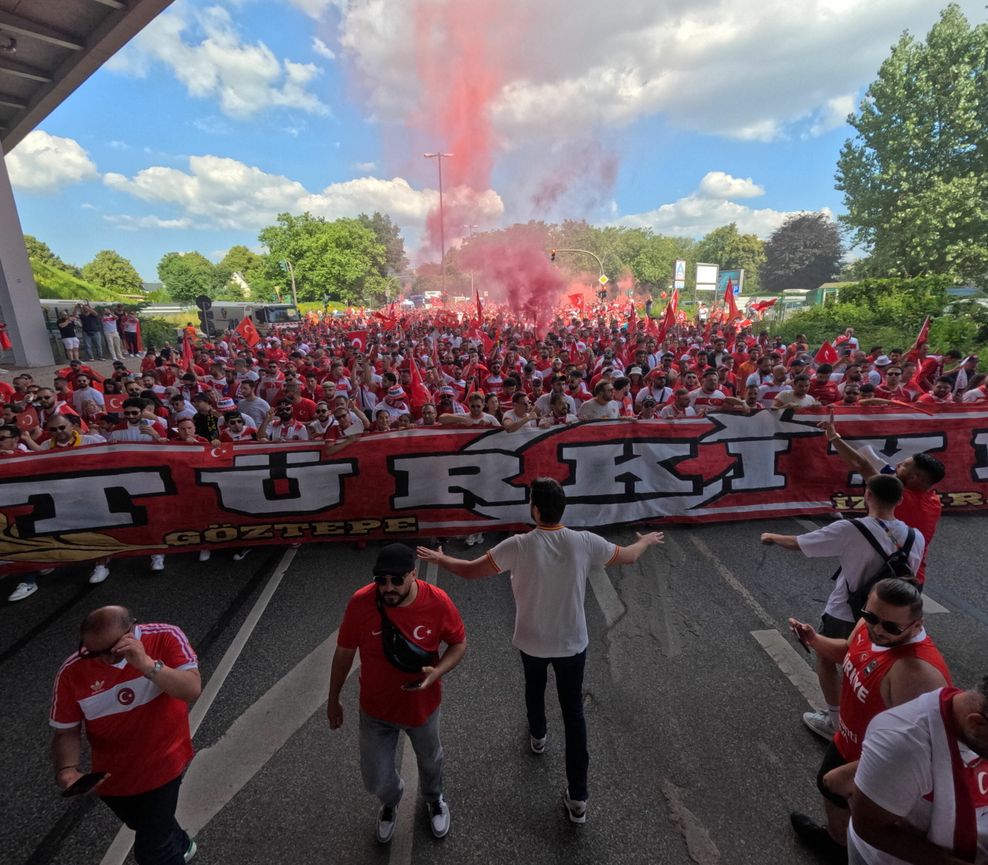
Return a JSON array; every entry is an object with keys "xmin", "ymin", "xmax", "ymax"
[
  {"xmin": 424, "ymin": 152, "xmax": 453, "ymax": 300},
  {"xmin": 280, "ymin": 259, "xmax": 298, "ymax": 308}
]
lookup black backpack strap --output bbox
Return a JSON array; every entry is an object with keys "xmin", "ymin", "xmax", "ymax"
[
  {"xmin": 902, "ymin": 528, "xmax": 915, "ymax": 555},
  {"xmin": 849, "ymin": 519, "xmax": 893, "ymax": 563}
]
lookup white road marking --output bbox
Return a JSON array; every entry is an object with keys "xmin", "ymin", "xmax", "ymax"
[
  {"xmin": 589, "ymin": 564, "xmax": 626, "ymax": 627},
  {"xmin": 388, "ymin": 558, "xmax": 439, "ymax": 865},
  {"xmin": 922, "ymin": 594, "xmax": 949, "ymax": 614},
  {"xmin": 662, "ymin": 779, "xmax": 722, "ymax": 865},
  {"xmin": 100, "ymin": 548, "xmax": 299, "ymax": 865},
  {"xmin": 686, "ymin": 535, "xmax": 775, "ymax": 629},
  {"xmin": 751, "ymin": 629, "xmax": 824, "ymax": 709}
]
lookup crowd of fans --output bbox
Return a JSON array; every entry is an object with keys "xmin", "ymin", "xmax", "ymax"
[{"xmin": 0, "ymin": 307, "xmax": 984, "ymax": 461}]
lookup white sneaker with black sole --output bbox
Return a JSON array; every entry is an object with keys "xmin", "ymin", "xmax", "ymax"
[
  {"xmin": 429, "ymin": 795, "xmax": 450, "ymax": 838},
  {"xmin": 802, "ymin": 709, "xmax": 834, "ymax": 740},
  {"xmin": 89, "ymin": 564, "xmax": 110, "ymax": 584},
  {"xmin": 184, "ymin": 839, "xmax": 197, "ymax": 863},
  {"xmin": 562, "ymin": 789, "xmax": 587, "ymax": 824},
  {"xmin": 530, "ymin": 730, "xmax": 547, "ymax": 754}
]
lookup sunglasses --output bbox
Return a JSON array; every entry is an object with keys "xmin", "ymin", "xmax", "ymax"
[
  {"xmin": 48, "ymin": 425, "xmax": 69, "ymax": 432},
  {"xmin": 124, "ymin": 411, "xmax": 142, "ymax": 417},
  {"xmin": 860, "ymin": 608, "xmax": 915, "ymax": 636},
  {"xmin": 374, "ymin": 573, "xmax": 407, "ymax": 586}
]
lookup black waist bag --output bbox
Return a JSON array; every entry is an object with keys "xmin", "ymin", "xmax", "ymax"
[{"xmin": 377, "ymin": 596, "xmax": 438, "ymax": 673}]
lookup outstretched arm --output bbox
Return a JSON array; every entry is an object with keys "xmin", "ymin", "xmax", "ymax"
[
  {"xmin": 416, "ymin": 545, "xmax": 500, "ymax": 579},
  {"xmin": 613, "ymin": 531, "xmax": 664, "ymax": 564}
]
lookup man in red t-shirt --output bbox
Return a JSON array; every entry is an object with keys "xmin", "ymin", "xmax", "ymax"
[
  {"xmin": 50, "ymin": 606, "xmax": 201, "ymax": 864},
  {"xmin": 327, "ymin": 544, "xmax": 466, "ymax": 844}
]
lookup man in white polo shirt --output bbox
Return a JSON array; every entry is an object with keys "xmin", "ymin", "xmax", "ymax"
[{"xmin": 417, "ymin": 478, "xmax": 663, "ymax": 824}]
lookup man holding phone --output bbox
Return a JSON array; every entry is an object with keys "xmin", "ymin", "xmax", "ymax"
[
  {"xmin": 49, "ymin": 606, "xmax": 201, "ymax": 864},
  {"xmin": 327, "ymin": 544, "xmax": 466, "ymax": 844}
]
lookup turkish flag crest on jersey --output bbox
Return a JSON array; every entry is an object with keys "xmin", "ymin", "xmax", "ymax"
[{"xmin": 235, "ymin": 317, "xmax": 261, "ymax": 348}]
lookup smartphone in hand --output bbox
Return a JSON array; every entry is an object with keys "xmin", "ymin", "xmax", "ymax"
[
  {"xmin": 61, "ymin": 771, "xmax": 107, "ymax": 798},
  {"xmin": 789, "ymin": 623, "xmax": 810, "ymax": 654},
  {"xmin": 400, "ymin": 681, "xmax": 423, "ymax": 691}
]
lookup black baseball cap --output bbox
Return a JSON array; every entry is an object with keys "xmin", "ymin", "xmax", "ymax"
[{"xmin": 373, "ymin": 543, "xmax": 416, "ymax": 576}]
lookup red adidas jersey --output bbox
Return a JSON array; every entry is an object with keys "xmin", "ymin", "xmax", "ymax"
[
  {"xmin": 835, "ymin": 624, "xmax": 950, "ymax": 761},
  {"xmin": 337, "ymin": 582, "xmax": 465, "ymax": 727},
  {"xmin": 49, "ymin": 623, "xmax": 198, "ymax": 796}
]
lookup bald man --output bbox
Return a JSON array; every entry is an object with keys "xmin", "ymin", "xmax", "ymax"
[{"xmin": 49, "ymin": 606, "xmax": 201, "ymax": 864}]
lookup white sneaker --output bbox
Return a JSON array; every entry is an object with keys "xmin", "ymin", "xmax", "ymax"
[
  {"xmin": 150, "ymin": 554, "xmax": 165, "ymax": 571},
  {"xmin": 802, "ymin": 709, "xmax": 834, "ymax": 740},
  {"xmin": 8, "ymin": 582, "xmax": 38, "ymax": 602},
  {"xmin": 89, "ymin": 564, "xmax": 110, "ymax": 584},
  {"xmin": 376, "ymin": 802, "xmax": 399, "ymax": 844},
  {"xmin": 562, "ymin": 789, "xmax": 587, "ymax": 824},
  {"xmin": 198, "ymin": 550, "xmax": 211, "ymax": 562},
  {"xmin": 428, "ymin": 794, "xmax": 450, "ymax": 839},
  {"xmin": 530, "ymin": 730, "xmax": 547, "ymax": 754},
  {"xmin": 184, "ymin": 838, "xmax": 197, "ymax": 863}
]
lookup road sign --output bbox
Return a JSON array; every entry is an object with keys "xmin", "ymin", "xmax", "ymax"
[
  {"xmin": 674, "ymin": 259, "xmax": 686, "ymax": 280},
  {"xmin": 598, "ymin": 275, "xmax": 609, "ymax": 286},
  {"xmin": 195, "ymin": 295, "xmax": 213, "ymax": 311}
]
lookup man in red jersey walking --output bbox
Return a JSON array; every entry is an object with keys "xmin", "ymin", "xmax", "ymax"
[{"xmin": 49, "ymin": 606, "xmax": 201, "ymax": 864}]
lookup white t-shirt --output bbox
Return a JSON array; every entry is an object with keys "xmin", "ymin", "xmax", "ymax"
[
  {"xmin": 577, "ymin": 399, "xmax": 621, "ymax": 421},
  {"xmin": 848, "ymin": 689, "xmax": 988, "ymax": 864},
  {"xmin": 487, "ymin": 526, "xmax": 618, "ymax": 657},
  {"xmin": 502, "ymin": 408, "xmax": 537, "ymax": 430},
  {"xmin": 796, "ymin": 517, "xmax": 924, "ymax": 622},
  {"xmin": 535, "ymin": 392, "xmax": 577, "ymax": 416}
]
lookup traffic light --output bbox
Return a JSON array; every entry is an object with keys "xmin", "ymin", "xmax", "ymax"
[
  {"xmin": 550, "ymin": 249, "xmax": 556, "ymax": 262},
  {"xmin": 198, "ymin": 308, "xmax": 216, "ymax": 336}
]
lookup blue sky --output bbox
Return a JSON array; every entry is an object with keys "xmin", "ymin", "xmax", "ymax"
[{"xmin": 5, "ymin": 0, "xmax": 985, "ymax": 281}]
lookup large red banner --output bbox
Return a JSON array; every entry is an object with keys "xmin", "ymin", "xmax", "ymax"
[{"xmin": 1, "ymin": 407, "xmax": 987, "ymax": 575}]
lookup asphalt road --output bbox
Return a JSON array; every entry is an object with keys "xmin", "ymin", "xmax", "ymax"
[{"xmin": 2, "ymin": 513, "xmax": 986, "ymax": 865}]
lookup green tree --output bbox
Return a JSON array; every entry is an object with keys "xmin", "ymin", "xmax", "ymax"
[
  {"xmin": 836, "ymin": 5, "xmax": 988, "ymax": 281},
  {"xmin": 257, "ymin": 212, "xmax": 389, "ymax": 304},
  {"xmin": 24, "ymin": 235, "xmax": 82, "ymax": 276},
  {"xmin": 157, "ymin": 251, "xmax": 226, "ymax": 303},
  {"xmin": 357, "ymin": 212, "xmax": 408, "ymax": 276},
  {"xmin": 82, "ymin": 250, "xmax": 144, "ymax": 295},
  {"xmin": 695, "ymin": 223, "xmax": 765, "ymax": 292},
  {"xmin": 760, "ymin": 213, "xmax": 844, "ymax": 291}
]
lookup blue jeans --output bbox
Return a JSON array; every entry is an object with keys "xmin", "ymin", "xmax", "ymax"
[
  {"xmin": 359, "ymin": 707, "xmax": 444, "ymax": 807},
  {"xmin": 82, "ymin": 331, "xmax": 103, "ymax": 360},
  {"xmin": 101, "ymin": 774, "xmax": 190, "ymax": 865},
  {"xmin": 520, "ymin": 648, "xmax": 589, "ymax": 801}
]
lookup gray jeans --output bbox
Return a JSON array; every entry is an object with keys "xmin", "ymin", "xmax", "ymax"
[
  {"xmin": 359, "ymin": 707, "xmax": 443, "ymax": 807},
  {"xmin": 83, "ymin": 331, "xmax": 103, "ymax": 360}
]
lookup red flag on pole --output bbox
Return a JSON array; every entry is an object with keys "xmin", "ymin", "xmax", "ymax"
[
  {"xmin": 182, "ymin": 331, "xmax": 195, "ymax": 372},
  {"xmin": 815, "ymin": 341, "xmax": 839, "ymax": 365},
  {"xmin": 724, "ymin": 279, "xmax": 739, "ymax": 321},
  {"xmin": 567, "ymin": 292, "xmax": 584, "ymax": 309},
  {"xmin": 407, "ymin": 354, "xmax": 431, "ymax": 411},
  {"xmin": 913, "ymin": 315, "xmax": 931, "ymax": 349},
  {"xmin": 475, "ymin": 290, "xmax": 483, "ymax": 326},
  {"xmin": 235, "ymin": 316, "xmax": 261, "ymax": 348},
  {"xmin": 749, "ymin": 298, "xmax": 778, "ymax": 313}
]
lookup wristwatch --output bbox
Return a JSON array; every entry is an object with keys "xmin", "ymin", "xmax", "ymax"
[{"xmin": 145, "ymin": 659, "xmax": 164, "ymax": 680}]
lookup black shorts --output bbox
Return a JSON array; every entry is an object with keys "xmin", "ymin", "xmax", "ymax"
[
  {"xmin": 820, "ymin": 614, "xmax": 855, "ymax": 640},
  {"xmin": 816, "ymin": 740, "xmax": 850, "ymax": 808}
]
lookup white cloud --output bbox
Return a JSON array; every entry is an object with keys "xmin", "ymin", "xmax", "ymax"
[
  {"xmin": 287, "ymin": 0, "xmax": 338, "ymax": 17},
  {"xmin": 352, "ymin": 161, "xmax": 377, "ymax": 172},
  {"xmin": 312, "ymin": 36, "xmax": 336, "ymax": 60},
  {"xmin": 6, "ymin": 131, "xmax": 99, "ymax": 192},
  {"xmin": 697, "ymin": 171, "xmax": 764, "ymax": 200},
  {"xmin": 334, "ymin": 0, "xmax": 975, "ymax": 144},
  {"xmin": 809, "ymin": 93, "xmax": 857, "ymax": 137},
  {"xmin": 101, "ymin": 153, "xmax": 504, "ymax": 246},
  {"xmin": 617, "ymin": 173, "xmax": 830, "ymax": 239},
  {"xmin": 103, "ymin": 214, "xmax": 197, "ymax": 231},
  {"xmin": 108, "ymin": 3, "xmax": 328, "ymax": 119}
]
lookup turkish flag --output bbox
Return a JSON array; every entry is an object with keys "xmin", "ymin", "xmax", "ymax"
[
  {"xmin": 346, "ymin": 330, "xmax": 369, "ymax": 351},
  {"xmin": 475, "ymin": 291, "xmax": 483, "ymax": 326},
  {"xmin": 815, "ymin": 341, "xmax": 839, "ymax": 365},
  {"xmin": 749, "ymin": 298, "xmax": 778, "ymax": 313},
  {"xmin": 182, "ymin": 332, "xmax": 195, "ymax": 372},
  {"xmin": 16, "ymin": 406, "xmax": 38, "ymax": 431},
  {"xmin": 568, "ymin": 292, "xmax": 584, "ymax": 309},
  {"xmin": 210, "ymin": 442, "xmax": 235, "ymax": 459},
  {"xmin": 235, "ymin": 316, "xmax": 261, "ymax": 348},
  {"xmin": 407, "ymin": 354, "xmax": 431, "ymax": 412},
  {"xmin": 913, "ymin": 315, "xmax": 931, "ymax": 349},
  {"xmin": 105, "ymin": 394, "xmax": 125, "ymax": 413}
]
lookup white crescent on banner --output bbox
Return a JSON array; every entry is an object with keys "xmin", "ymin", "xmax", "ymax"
[
  {"xmin": 209, "ymin": 447, "xmax": 223, "ymax": 458},
  {"xmin": 412, "ymin": 625, "xmax": 427, "ymax": 640}
]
